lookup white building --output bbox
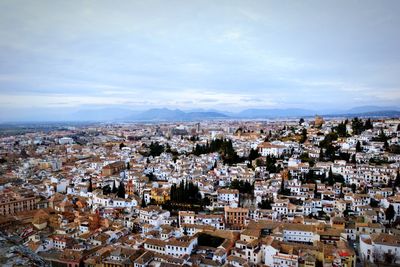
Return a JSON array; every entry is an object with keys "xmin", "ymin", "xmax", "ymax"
[
  {"xmin": 217, "ymin": 188, "xmax": 239, "ymax": 208},
  {"xmin": 258, "ymin": 142, "xmax": 287, "ymax": 157},
  {"xmin": 283, "ymin": 224, "xmax": 319, "ymax": 244},
  {"xmin": 360, "ymin": 233, "xmax": 400, "ymax": 264}
]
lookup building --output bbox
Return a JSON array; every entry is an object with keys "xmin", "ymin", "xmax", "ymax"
[
  {"xmin": 217, "ymin": 188, "xmax": 239, "ymax": 208},
  {"xmin": 283, "ymin": 224, "xmax": 319, "ymax": 244},
  {"xmin": 360, "ymin": 233, "xmax": 400, "ymax": 264},
  {"xmin": 224, "ymin": 206, "xmax": 249, "ymax": 229},
  {"xmin": 257, "ymin": 142, "xmax": 287, "ymax": 157},
  {"xmin": 102, "ymin": 161, "xmax": 126, "ymax": 176},
  {"xmin": 0, "ymin": 189, "xmax": 40, "ymax": 216}
]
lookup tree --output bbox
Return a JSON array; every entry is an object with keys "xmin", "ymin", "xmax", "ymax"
[
  {"xmin": 394, "ymin": 171, "xmax": 400, "ymax": 188},
  {"xmin": 248, "ymin": 148, "xmax": 260, "ymax": 161},
  {"xmin": 339, "ymin": 184, "xmax": 344, "ymax": 199},
  {"xmin": 314, "ymin": 182, "xmax": 318, "ymax": 197},
  {"xmin": 88, "ymin": 178, "xmax": 93, "ymax": 192},
  {"xmin": 336, "ymin": 121, "xmax": 347, "ymax": 137},
  {"xmin": 258, "ymin": 198, "xmax": 273, "ymax": 209},
  {"xmin": 102, "ymin": 185, "xmax": 111, "ymax": 195},
  {"xmin": 146, "ymin": 172, "xmax": 157, "ymax": 181},
  {"xmin": 327, "ymin": 167, "xmax": 334, "ymax": 185},
  {"xmin": 143, "ymin": 142, "xmax": 165, "ymax": 157},
  {"xmin": 112, "ymin": 180, "xmax": 117, "ymax": 194},
  {"xmin": 141, "ymin": 193, "xmax": 147, "ymax": 208},
  {"xmin": 385, "ymin": 204, "xmax": 395, "ymax": 224},
  {"xmin": 351, "ymin": 154, "xmax": 356, "ymax": 164},
  {"xmin": 352, "ymin": 117, "xmax": 365, "ymax": 135},
  {"xmin": 351, "ymin": 183, "xmax": 357, "ymax": 193},
  {"xmin": 117, "ymin": 181, "xmax": 126, "ymax": 198},
  {"xmin": 279, "ymin": 179, "xmax": 290, "ymax": 196},
  {"xmin": 384, "ymin": 140, "xmax": 389, "ymax": 151},
  {"xmin": 319, "ymin": 132, "xmax": 338, "ymax": 161},
  {"xmin": 299, "ymin": 118, "xmax": 305, "ymax": 125},
  {"xmin": 356, "ymin": 141, "xmax": 362, "ymax": 152},
  {"xmin": 300, "ymin": 128, "xmax": 307, "ymax": 143},
  {"xmin": 364, "ymin": 118, "xmax": 373, "ymax": 130},
  {"xmin": 370, "ymin": 198, "xmax": 379, "ymax": 208},
  {"xmin": 169, "ymin": 181, "xmax": 202, "ymax": 205},
  {"xmin": 389, "ymin": 144, "xmax": 400, "ymax": 154},
  {"xmin": 384, "ymin": 251, "xmax": 396, "ymax": 264},
  {"xmin": 230, "ymin": 180, "xmax": 254, "ymax": 195}
]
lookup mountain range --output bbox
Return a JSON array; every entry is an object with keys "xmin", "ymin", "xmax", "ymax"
[
  {"xmin": 123, "ymin": 106, "xmax": 400, "ymax": 121},
  {"xmin": 1, "ymin": 105, "xmax": 400, "ymax": 123}
]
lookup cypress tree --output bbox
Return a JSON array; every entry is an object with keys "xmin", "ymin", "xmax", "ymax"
[
  {"xmin": 394, "ymin": 171, "xmax": 400, "ymax": 188},
  {"xmin": 112, "ymin": 180, "xmax": 117, "ymax": 193},
  {"xmin": 356, "ymin": 141, "xmax": 362, "ymax": 152},
  {"xmin": 117, "ymin": 181, "xmax": 126, "ymax": 198},
  {"xmin": 328, "ymin": 167, "xmax": 334, "ymax": 185},
  {"xmin": 88, "ymin": 178, "xmax": 93, "ymax": 192},
  {"xmin": 141, "ymin": 193, "xmax": 147, "ymax": 207},
  {"xmin": 386, "ymin": 204, "xmax": 395, "ymax": 224}
]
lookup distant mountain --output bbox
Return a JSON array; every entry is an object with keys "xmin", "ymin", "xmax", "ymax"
[
  {"xmin": 72, "ymin": 107, "xmax": 400, "ymax": 121},
  {"xmin": 186, "ymin": 111, "xmax": 229, "ymax": 120},
  {"xmin": 2, "ymin": 105, "xmax": 400, "ymax": 123},
  {"xmin": 126, "ymin": 108, "xmax": 228, "ymax": 121},
  {"xmin": 237, "ymin": 108, "xmax": 316, "ymax": 118},
  {"xmin": 325, "ymin": 110, "xmax": 400, "ymax": 118},
  {"xmin": 344, "ymin": 105, "xmax": 400, "ymax": 114}
]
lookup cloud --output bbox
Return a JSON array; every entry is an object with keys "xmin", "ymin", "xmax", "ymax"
[{"xmin": 0, "ymin": 0, "xmax": 399, "ymax": 116}]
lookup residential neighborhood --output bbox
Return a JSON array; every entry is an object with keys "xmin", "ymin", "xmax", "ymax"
[{"xmin": 0, "ymin": 117, "xmax": 400, "ymax": 266}]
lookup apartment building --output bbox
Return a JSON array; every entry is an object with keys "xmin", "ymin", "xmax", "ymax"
[{"xmin": 0, "ymin": 189, "xmax": 39, "ymax": 216}]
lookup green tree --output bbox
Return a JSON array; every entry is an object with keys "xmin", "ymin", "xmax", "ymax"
[
  {"xmin": 299, "ymin": 118, "xmax": 305, "ymax": 125},
  {"xmin": 279, "ymin": 179, "xmax": 290, "ymax": 195},
  {"xmin": 258, "ymin": 198, "xmax": 273, "ymax": 209},
  {"xmin": 117, "ymin": 181, "xmax": 126, "ymax": 198},
  {"xmin": 88, "ymin": 178, "xmax": 93, "ymax": 192},
  {"xmin": 102, "ymin": 185, "xmax": 111, "ymax": 195},
  {"xmin": 148, "ymin": 142, "xmax": 165, "ymax": 157},
  {"xmin": 300, "ymin": 128, "xmax": 307, "ymax": 143},
  {"xmin": 248, "ymin": 148, "xmax": 260, "ymax": 161},
  {"xmin": 230, "ymin": 180, "xmax": 254, "ymax": 195},
  {"xmin": 394, "ymin": 171, "xmax": 400, "ymax": 188},
  {"xmin": 351, "ymin": 183, "xmax": 357, "ymax": 193},
  {"xmin": 351, "ymin": 154, "xmax": 356, "ymax": 164},
  {"xmin": 169, "ymin": 181, "xmax": 202, "ymax": 204},
  {"xmin": 112, "ymin": 180, "xmax": 117, "ymax": 194},
  {"xmin": 385, "ymin": 204, "xmax": 395, "ymax": 224},
  {"xmin": 141, "ymin": 193, "xmax": 147, "ymax": 207},
  {"xmin": 336, "ymin": 121, "xmax": 347, "ymax": 137},
  {"xmin": 356, "ymin": 141, "xmax": 362, "ymax": 152},
  {"xmin": 364, "ymin": 118, "xmax": 373, "ymax": 130},
  {"xmin": 327, "ymin": 167, "xmax": 334, "ymax": 185},
  {"xmin": 352, "ymin": 117, "xmax": 365, "ymax": 135},
  {"xmin": 370, "ymin": 198, "xmax": 379, "ymax": 208}
]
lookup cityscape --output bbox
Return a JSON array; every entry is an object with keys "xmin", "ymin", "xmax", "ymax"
[{"xmin": 1, "ymin": 1, "xmax": 400, "ymax": 267}]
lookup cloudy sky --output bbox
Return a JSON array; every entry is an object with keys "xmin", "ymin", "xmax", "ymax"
[{"xmin": 0, "ymin": 0, "xmax": 399, "ymax": 118}]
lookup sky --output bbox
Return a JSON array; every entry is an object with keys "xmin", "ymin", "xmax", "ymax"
[{"xmin": 0, "ymin": 0, "xmax": 400, "ymax": 120}]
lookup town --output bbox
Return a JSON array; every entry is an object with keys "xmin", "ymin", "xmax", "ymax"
[{"xmin": 0, "ymin": 116, "xmax": 400, "ymax": 266}]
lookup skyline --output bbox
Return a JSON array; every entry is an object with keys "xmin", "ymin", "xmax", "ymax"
[{"xmin": 1, "ymin": 0, "xmax": 400, "ymax": 120}]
